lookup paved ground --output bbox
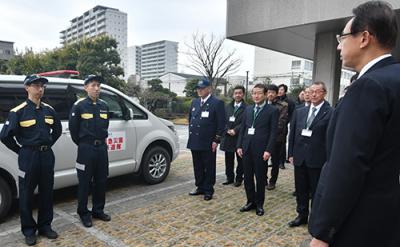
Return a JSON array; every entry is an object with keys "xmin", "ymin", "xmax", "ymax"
[{"xmin": 0, "ymin": 150, "xmax": 311, "ymax": 247}]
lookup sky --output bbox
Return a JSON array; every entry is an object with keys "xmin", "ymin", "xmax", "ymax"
[{"xmin": 0, "ymin": 0, "xmax": 255, "ymax": 77}]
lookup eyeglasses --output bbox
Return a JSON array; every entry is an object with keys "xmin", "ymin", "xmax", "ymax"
[{"xmin": 336, "ymin": 31, "xmax": 358, "ymax": 44}]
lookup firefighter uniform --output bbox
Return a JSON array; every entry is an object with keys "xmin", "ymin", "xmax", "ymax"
[
  {"xmin": 68, "ymin": 76, "xmax": 110, "ymax": 225},
  {"xmin": 0, "ymin": 75, "xmax": 62, "ymax": 239}
]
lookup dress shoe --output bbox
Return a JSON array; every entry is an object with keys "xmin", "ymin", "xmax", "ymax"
[
  {"xmin": 39, "ymin": 228, "xmax": 58, "ymax": 239},
  {"xmin": 288, "ymin": 215, "xmax": 308, "ymax": 227},
  {"xmin": 256, "ymin": 207, "xmax": 264, "ymax": 216},
  {"xmin": 279, "ymin": 163, "xmax": 286, "ymax": 169},
  {"xmin": 80, "ymin": 215, "xmax": 93, "ymax": 227},
  {"xmin": 189, "ymin": 188, "xmax": 204, "ymax": 196},
  {"xmin": 93, "ymin": 212, "xmax": 111, "ymax": 221},
  {"xmin": 204, "ymin": 194, "xmax": 213, "ymax": 201},
  {"xmin": 222, "ymin": 180, "xmax": 234, "ymax": 185},
  {"xmin": 266, "ymin": 183, "xmax": 276, "ymax": 190},
  {"xmin": 239, "ymin": 202, "xmax": 256, "ymax": 212},
  {"xmin": 25, "ymin": 235, "xmax": 37, "ymax": 246},
  {"xmin": 233, "ymin": 181, "xmax": 242, "ymax": 187},
  {"xmin": 292, "ymin": 191, "xmax": 296, "ymax": 197}
]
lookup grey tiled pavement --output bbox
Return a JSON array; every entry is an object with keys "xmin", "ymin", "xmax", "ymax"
[{"xmin": 0, "ymin": 151, "xmax": 311, "ymax": 246}]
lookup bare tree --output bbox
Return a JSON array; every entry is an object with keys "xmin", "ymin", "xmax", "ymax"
[{"xmin": 185, "ymin": 33, "xmax": 242, "ymax": 90}]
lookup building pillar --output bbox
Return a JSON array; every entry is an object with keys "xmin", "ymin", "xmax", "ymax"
[{"xmin": 312, "ymin": 32, "xmax": 342, "ymax": 105}]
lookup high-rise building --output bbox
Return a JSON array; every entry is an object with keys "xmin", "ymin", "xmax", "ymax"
[
  {"xmin": 140, "ymin": 40, "xmax": 178, "ymax": 80},
  {"xmin": 0, "ymin": 40, "xmax": 14, "ymax": 61},
  {"xmin": 59, "ymin": 5, "xmax": 128, "ymax": 77},
  {"xmin": 127, "ymin": 46, "xmax": 141, "ymax": 78}
]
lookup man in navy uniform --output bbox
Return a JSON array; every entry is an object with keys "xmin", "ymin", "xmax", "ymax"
[
  {"xmin": 237, "ymin": 83, "xmax": 278, "ymax": 216},
  {"xmin": 287, "ymin": 81, "xmax": 332, "ymax": 228},
  {"xmin": 220, "ymin": 85, "xmax": 246, "ymax": 187},
  {"xmin": 309, "ymin": 2, "xmax": 400, "ymax": 247},
  {"xmin": 69, "ymin": 75, "xmax": 111, "ymax": 228},
  {"xmin": 187, "ymin": 79, "xmax": 225, "ymax": 201},
  {"xmin": 0, "ymin": 75, "xmax": 62, "ymax": 246}
]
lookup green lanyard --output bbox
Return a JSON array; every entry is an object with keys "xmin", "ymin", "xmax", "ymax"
[
  {"xmin": 232, "ymin": 104, "xmax": 240, "ymax": 116},
  {"xmin": 252, "ymin": 106, "xmax": 262, "ymax": 127}
]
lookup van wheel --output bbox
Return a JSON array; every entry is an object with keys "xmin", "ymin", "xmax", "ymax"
[
  {"xmin": 0, "ymin": 176, "xmax": 12, "ymax": 222},
  {"xmin": 141, "ymin": 146, "xmax": 170, "ymax": 184}
]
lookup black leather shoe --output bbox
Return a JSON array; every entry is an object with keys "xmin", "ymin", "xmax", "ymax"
[
  {"xmin": 25, "ymin": 235, "xmax": 37, "ymax": 246},
  {"xmin": 204, "ymin": 194, "xmax": 213, "ymax": 201},
  {"xmin": 80, "ymin": 215, "xmax": 93, "ymax": 227},
  {"xmin": 222, "ymin": 180, "xmax": 234, "ymax": 185},
  {"xmin": 239, "ymin": 202, "xmax": 256, "ymax": 212},
  {"xmin": 233, "ymin": 181, "xmax": 242, "ymax": 187},
  {"xmin": 279, "ymin": 164, "xmax": 286, "ymax": 169},
  {"xmin": 93, "ymin": 212, "xmax": 111, "ymax": 221},
  {"xmin": 288, "ymin": 215, "xmax": 308, "ymax": 227},
  {"xmin": 39, "ymin": 229, "xmax": 58, "ymax": 239},
  {"xmin": 256, "ymin": 207, "xmax": 264, "ymax": 216},
  {"xmin": 266, "ymin": 183, "xmax": 276, "ymax": 190},
  {"xmin": 189, "ymin": 189, "xmax": 204, "ymax": 196}
]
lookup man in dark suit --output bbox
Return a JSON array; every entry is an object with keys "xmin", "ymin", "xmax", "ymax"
[
  {"xmin": 287, "ymin": 81, "xmax": 332, "ymax": 228},
  {"xmin": 220, "ymin": 85, "xmax": 246, "ymax": 187},
  {"xmin": 187, "ymin": 80, "xmax": 225, "ymax": 201},
  {"xmin": 309, "ymin": 2, "xmax": 400, "ymax": 247},
  {"xmin": 237, "ymin": 83, "xmax": 278, "ymax": 216}
]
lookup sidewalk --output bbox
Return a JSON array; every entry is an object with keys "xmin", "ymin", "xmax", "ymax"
[{"xmin": 0, "ymin": 152, "xmax": 310, "ymax": 247}]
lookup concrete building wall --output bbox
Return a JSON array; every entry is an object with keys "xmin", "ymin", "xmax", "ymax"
[{"xmin": 0, "ymin": 41, "xmax": 14, "ymax": 60}]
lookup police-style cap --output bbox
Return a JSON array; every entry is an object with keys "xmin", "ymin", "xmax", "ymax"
[
  {"xmin": 84, "ymin": 75, "xmax": 104, "ymax": 85},
  {"xmin": 24, "ymin": 74, "xmax": 48, "ymax": 86},
  {"xmin": 196, "ymin": 79, "xmax": 211, "ymax": 89}
]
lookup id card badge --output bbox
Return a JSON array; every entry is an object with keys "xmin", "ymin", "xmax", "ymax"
[
  {"xmin": 201, "ymin": 111, "xmax": 209, "ymax": 118},
  {"xmin": 301, "ymin": 129, "xmax": 312, "ymax": 137},
  {"xmin": 248, "ymin": 127, "xmax": 255, "ymax": 135},
  {"xmin": 229, "ymin": 116, "xmax": 236, "ymax": 122}
]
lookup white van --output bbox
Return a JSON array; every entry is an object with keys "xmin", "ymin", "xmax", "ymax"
[{"xmin": 0, "ymin": 75, "xmax": 180, "ymax": 220}]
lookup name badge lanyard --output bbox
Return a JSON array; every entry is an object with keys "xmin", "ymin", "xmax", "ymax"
[{"xmin": 251, "ymin": 107, "xmax": 262, "ymax": 128}]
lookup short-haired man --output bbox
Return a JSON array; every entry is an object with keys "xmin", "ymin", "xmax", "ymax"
[
  {"xmin": 0, "ymin": 75, "xmax": 62, "ymax": 245},
  {"xmin": 309, "ymin": 2, "xmax": 400, "ymax": 246},
  {"xmin": 220, "ymin": 85, "xmax": 246, "ymax": 187},
  {"xmin": 277, "ymin": 84, "xmax": 295, "ymax": 169},
  {"xmin": 287, "ymin": 81, "xmax": 332, "ymax": 228},
  {"xmin": 69, "ymin": 75, "xmax": 111, "ymax": 228},
  {"xmin": 237, "ymin": 84, "xmax": 278, "ymax": 216},
  {"xmin": 265, "ymin": 84, "xmax": 288, "ymax": 190},
  {"xmin": 187, "ymin": 80, "xmax": 225, "ymax": 201}
]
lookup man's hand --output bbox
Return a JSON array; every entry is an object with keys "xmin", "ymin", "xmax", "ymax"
[
  {"xmin": 237, "ymin": 148, "xmax": 243, "ymax": 158},
  {"xmin": 289, "ymin": 157, "xmax": 294, "ymax": 164},
  {"xmin": 212, "ymin": 142, "xmax": 218, "ymax": 152},
  {"xmin": 310, "ymin": 238, "xmax": 329, "ymax": 247},
  {"xmin": 263, "ymin": 151, "xmax": 271, "ymax": 161},
  {"xmin": 227, "ymin": 129, "xmax": 236, "ymax": 136}
]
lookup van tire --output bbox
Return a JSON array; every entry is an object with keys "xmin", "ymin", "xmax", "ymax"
[
  {"xmin": 0, "ymin": 176, "xmax": 12, "ymax": 222},
  {"xmin": 141, "ymin": 146, "xmax": 171, "ymax": 184}
]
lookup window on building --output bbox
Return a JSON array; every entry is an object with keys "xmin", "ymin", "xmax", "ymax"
[
  {"xmin": 291, "ymin": 60, "xmax": 301, "ymax": 70},
  {"xmin": 304, "ymin": 60, "xmax": 313, "ymax": 71}
]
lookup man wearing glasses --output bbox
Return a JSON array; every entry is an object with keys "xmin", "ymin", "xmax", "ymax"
[
  {"xmin": 0, "ymin": 75, "xmax": 62, "ymax": 245},
  {"xmin": 287, "ymin": 81, "xmax": 332, "ymax": 228},
  {"xmin": 309, "ymin": 1, "xmax": 400, "ymax": 247}
]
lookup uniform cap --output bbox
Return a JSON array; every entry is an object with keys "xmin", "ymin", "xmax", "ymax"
[
  {"xmin": 196, "ymin": 79, "xmax": 211, "ymax": 89},
  {"xmin": 24, "ymin": 74, "xmax": 48, "ymax": 86},
  {"xmin": 84, "ymin": 75, "xmax": 104, "ymax": 85}
]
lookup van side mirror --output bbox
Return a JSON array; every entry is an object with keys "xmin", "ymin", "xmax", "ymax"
[{"xmin": 125, "ymin": 108, "xmax": 133, "ymax": 121}]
